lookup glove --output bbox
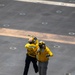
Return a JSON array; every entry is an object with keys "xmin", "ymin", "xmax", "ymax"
[{"xmin": 46, "ymin": 54, "xmax": 50, "ymax": 57}]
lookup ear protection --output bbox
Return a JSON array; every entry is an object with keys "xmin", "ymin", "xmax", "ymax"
[
  {"xmin": 28, "ymin": 37, "xmax": 36, "ymax": 44},
  {"xmin": 39, "ymin": 41, "xmax": 46, "ymax": 49}
]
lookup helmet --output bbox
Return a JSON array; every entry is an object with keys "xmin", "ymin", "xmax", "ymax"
[
  {"xmin": 39, "ymin": 41, "xmax": 46, "ymax": 49},
  {"xmin": 28, "ymin": 37, "xmax": 36, "ymax": 44}
]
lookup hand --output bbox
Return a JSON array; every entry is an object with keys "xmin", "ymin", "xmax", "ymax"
[{"xmin": 46, "ymin": 54, "xmax": 50, "ymax": 57}]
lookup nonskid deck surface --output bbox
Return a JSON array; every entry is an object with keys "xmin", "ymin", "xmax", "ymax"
[{"xmin": 0, "ymin": 0, "xmax": 75, "ymax": 75}]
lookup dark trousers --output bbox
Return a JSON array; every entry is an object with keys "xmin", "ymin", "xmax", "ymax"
[{"xmin": 23, "ymin": 54, "xmax": 38, "ymax": 75}]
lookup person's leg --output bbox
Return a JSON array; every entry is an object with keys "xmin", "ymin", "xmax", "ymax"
[
  {"xmin": 31, "ymin": 57, "xmax": 38, "ymax": 73},
  {"xmin": 41, "ymin": 61, "xmax": 48, "ymax": 75},
  {"xmin": 38, "ymin": 62, "xmax": 41, "ymax": 75},
  {"xmin": 23, "ymin": 54, "xmax": 31, "ymax": 75}
]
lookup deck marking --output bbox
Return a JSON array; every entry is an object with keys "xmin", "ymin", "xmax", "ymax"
[
  {"xmin": 0, "ymin": 28, "xmax": 75, "ymax": 44},
  {"xmin": 15, "ymin": 0, "xmax": 75, "ymax": 7}
]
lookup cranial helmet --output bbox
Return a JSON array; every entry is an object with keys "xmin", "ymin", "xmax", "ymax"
[
  {"xmin": 28, "ymin": 37, "xmax": 36, "ymax": 44},
  {"xmin": 39, "ymin": 41, "xmax": 46, "ymax": 49}
]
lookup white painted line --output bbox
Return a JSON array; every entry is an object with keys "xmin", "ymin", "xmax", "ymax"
[{"xmin": 15, "ymin": 0, "xmax": 75, "ymax": 7}]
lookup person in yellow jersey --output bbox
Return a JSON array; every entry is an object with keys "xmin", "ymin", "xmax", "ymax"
[
  {"xmin": 36, "ymin": 41, "xmax": 53, "ymax": 75},
  {"xmin": 23, "ymin": 37, "xmax": 39, "ymax": 75}
]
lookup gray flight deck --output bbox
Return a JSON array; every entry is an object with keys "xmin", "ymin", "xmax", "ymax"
[{"xmin": 0, "ymin": 0, "xmax": 75, "ymax": 75}]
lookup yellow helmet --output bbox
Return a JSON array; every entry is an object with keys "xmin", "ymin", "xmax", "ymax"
[{"xmin": 39, "ymin": 41, "xmax": 46, "ymax": 49}]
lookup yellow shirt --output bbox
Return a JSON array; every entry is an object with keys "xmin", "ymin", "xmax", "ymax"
[
  {"xmin": 25, "ymin": 40, "xmax": 39, "ymax": 58},
  {"xmin": 37, "ymin": 46, "xmax": 53, "ymax": 62}
]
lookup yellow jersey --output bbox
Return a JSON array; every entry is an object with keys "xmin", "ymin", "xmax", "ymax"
[
  {"xmin": 25, "ymin": 40, "xmax": 39, "ymax": 58},
  {"xmin": 36, "ymin": 46, "xmax": 53, "ymax": 62}
]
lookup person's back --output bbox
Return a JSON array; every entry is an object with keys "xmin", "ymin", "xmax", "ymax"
[
  {"xmin": 25, "ymin": 42, "xmax": 38, "ymax": 58},
  {"xmin": 23, "ymin": 37, "xmax": 39, "ymax": 75}
]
